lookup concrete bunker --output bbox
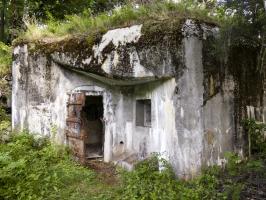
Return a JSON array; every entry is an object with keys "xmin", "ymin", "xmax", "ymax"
[{"xmin": 12, "ymin": 19, "xmax": 266, "ymax": 178}]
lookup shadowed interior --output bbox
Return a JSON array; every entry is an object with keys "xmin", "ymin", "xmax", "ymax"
[{"xmin": 81, "ymin": 96, "xmax": 104, "ymax": 158}]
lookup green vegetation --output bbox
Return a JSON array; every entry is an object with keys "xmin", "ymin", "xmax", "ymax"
[
  {"xmin": 221, "ymin": 152, "xmax": 266, "ymax": 199},
  {"xmin": 0, "ymin": 42, "xmax": 11, "ymax": 109},
  {"xmin": 221, "ymin": 1, "xmax": 266, "ymax": 76},
  {"xmin": 0, "ymin": 1, "xmax": 266, "ymax": 199},
  {"xmin": 17, "ymin": 1, "xmax": 221, "ymax": 44},
  {"xmin": 119, "ymin": 156, "xmax": 225, "ymax": 200},
  {"xmin": 0, "ymin": 129, "xmax": 265, "ymax": 200},
  {"xmin": 0, "ymin": 119, "xmax": 263, "ymax": 200},
  {"xmin": 0, "ymin": 42, "xmax": 11, "ymax": 77},
  {"xmin": 243, "ymin": 119, "xmax": 266, "ymax": 157},
  {"xmin": 0, "ymin": 107, "xmax": 10, "ymax": 142},
  {"xmin": 0, "ymin": 0, "xmax": 126, "ymax": 42},
  {"xmin": 0, "ymin": 132, "xmax": 115, "ymax": 200},
  {"xmin": 119, "ymin": 151, "xmax": 266, "ymax": 200}
]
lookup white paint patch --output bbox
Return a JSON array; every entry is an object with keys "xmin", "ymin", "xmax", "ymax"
[
  {"xmin": 130, "ymin": 50, "xmax": 153, "ymax": 77},
  {"xmin": 93, "ymin": 25, "xmax": 142, "ymax": 62},
  {"xmin": 101, "ymin": 54, "xmax": 112, "ymax": 74},
  {"xmin": 82, "ymin": 57, "xmax": 92, "ymax": 65},
  {"xmin": 27, "ymin": 104, "xmax": 52, "ymax": 136},
  {"xmin": 126, "ymin": 122, "xmax": 133, "ymax": 150},
  {"xmin": 170, "ymin": 0, "xmax": 181, "ymax": 3},
  {"xmin": 12, "ymin": 45, "xmax": 28, "ymax": 130},
  {"xmin": 72, "ymin": 85, "xmax": 104, "ymax": 93},
  {"xmin": 181, "ymin": 107, "xmax": 184, "ymax": 118},
  {"xmin": 13, "ymin": 46, "xmax": 20, "ymax": 55},
  {"xmin": 101, "ymin": 51, "xmax": 120, "ymax": 74}
]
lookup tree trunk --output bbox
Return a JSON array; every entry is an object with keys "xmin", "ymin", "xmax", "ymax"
[
  {"xmin": 22, "ymin": 0, "xmax": 28, "ymax": 22},
  {"xmin": 0, "ymin": 0, "xmax": 6, "ymax": 42},
  {"xmin": 9, "ymin": 0, "xmax": 22, "ymax": 41}
]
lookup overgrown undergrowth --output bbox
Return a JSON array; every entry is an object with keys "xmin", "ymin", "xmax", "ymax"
[
  {"xmin": 0, "ymin": 43, "xmax": 11, "ymax": 100},
  {"xmin": 0, "ymin": 133, "xmax": 103, "ymax": 200},
  {"xmin": 0, "ymin": 130, "xmax": 265, "ymax": 200},
  {"xmin": 0, "ymin": 43, "xmax": 11, "ymax": 78}
]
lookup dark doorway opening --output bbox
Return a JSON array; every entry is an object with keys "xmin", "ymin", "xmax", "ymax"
[{"xmin": 81, "ymin": 96, "xmax": 104, "ymax": 159}]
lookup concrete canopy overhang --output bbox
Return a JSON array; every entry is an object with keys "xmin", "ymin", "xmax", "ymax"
[{"xmin": 52, "ymin": 56, "xmax": 172, "ymax": 86}]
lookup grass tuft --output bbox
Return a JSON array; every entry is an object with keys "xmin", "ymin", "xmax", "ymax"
[{"xmin": 16, "ymin": 1, "xmax": 222, "ymax": 44}]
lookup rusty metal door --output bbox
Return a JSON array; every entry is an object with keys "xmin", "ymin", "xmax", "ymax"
[{"xmin": 66, "ymin": 92, "xmax": 86, "ymax": 162}]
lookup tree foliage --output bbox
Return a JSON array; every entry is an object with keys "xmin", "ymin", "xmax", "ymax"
[
  {"xmin": 221, "ymin": 1, "xmax": 266, "ymax": 73},
  {"xmin": 223, "ymin": 0, "xmax": 266, "ymax": 44},
  {"xmin": 0, "ymin": 0, "xmax": 127, "ymax": 43}
]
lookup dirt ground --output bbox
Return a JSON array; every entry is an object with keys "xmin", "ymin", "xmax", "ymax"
[{"xmin": 85, "ymin": 159, "xmax": 120, "ymax": 185}]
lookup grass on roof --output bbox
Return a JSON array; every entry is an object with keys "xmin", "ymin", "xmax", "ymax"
[{"xmin": 17, "ymin": 1, "xmax": 222, "ymax": 44}]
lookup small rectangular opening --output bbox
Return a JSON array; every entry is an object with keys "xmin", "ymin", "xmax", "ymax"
[{"xmin": 136, "ymin": 99, "xmax": 151, "ymax": 127}]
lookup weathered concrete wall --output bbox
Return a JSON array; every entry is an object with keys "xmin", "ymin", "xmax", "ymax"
[
  {"xmin": 12, "ymin": 44, "xmax": 177, "ymax": 163},
  {"xmin": 12, "ymin": 19, "xmax": 257, "ymax": 178}
]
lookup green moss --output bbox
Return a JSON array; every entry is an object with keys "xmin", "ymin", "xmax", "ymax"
[{"xmin": 140, "ymin": 18, "xmax": 183, "ymax": 46}]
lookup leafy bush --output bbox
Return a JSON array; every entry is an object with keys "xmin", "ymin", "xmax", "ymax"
[
  {"xmin": 0, "ymin": 132, "xmax": 96, "ymax": 200},
  {"xmin": 119, "ymin": 156, "xmax": 178, "ymax": 200},
  {"xmin": 0, "ymin": 107, "xmax": 11, "ymax": 143},
  {"xmin": 224, "ymin": 152, "xmax": 242, "ymax": 176},
  {"xmin": 243, "ymin": 119, "xmax": 266, "ymax": 156},
  {"xmin": 0, "ymin": 42, "xmax": 11, "ymax": 105},
  {"xmin": 118, "ymin": 155, "xmax": 224, "ymax": 200},
  {"xmin": 0, "ymin": 42, "xmax": 11, "ymax": 77},
  {"xmin": 221, "ymin": 151, "xmax": 266, "ymax": 200}
]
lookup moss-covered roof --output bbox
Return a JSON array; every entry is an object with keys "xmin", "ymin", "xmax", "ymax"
[{"xmin": 13, "ymin": 3, "xmax": 220, "ymax": 82}]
